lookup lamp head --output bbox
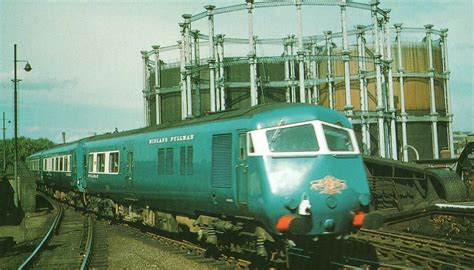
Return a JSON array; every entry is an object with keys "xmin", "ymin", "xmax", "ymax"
[{"xmin": 24, "ymin": 62, "xmax": 32, "ymax": 72}]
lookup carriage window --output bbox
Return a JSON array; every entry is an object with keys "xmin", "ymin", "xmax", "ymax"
[
  {"xmin": 266, "ymin": 124, "xmax": 319, "ymax": 152},
  {"xmin": 97, "ymin": 153, "xmax": 106, "ymax": 172},
  {"xmin": 166, "ymin": 148, "xmax": 173, "ymax": 175},
  {"xmin": 55, "ymin": 157, "xmax": 59, "ymax": 171},
  {"xmin": 66, "ymin": 156, "xmax": 70, "ymax": 172},
  {"xmin": 158, "ymin": 148, "xmax": 165, "ymax": 175},
  {"xmin": 323, "ymin": 125, "xmax": 354, "ymax": 152},
  {"xmin": 239, "ymin": 134, "xmax": 247, "ymax": 160},
  {"xmin": 59, "ymin": 157, "xmax": 64, "ymax": 171},
  {"xmin": 109, "ymin": 152, "xmax": 119, "ymax": 173},
  {"xmin": 88, "ymin": 154, "xmax": 94, "ymax": 173},
  {"xmin": 43, "ymin": 159, "xmax": 46, "ymax": 171}
]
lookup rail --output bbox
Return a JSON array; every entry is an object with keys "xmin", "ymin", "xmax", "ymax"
[
  {"xmin": 80, "ymin": 215, "xmax": 94, "ymax": 270},
  {"xmin": 18, "ymin": 194, "xmax": 64, "ymax": 270}
]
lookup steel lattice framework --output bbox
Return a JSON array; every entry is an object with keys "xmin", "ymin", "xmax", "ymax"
[{"xmin": 140, "ymin": 0, "xmax": 454, "ymax": 162}]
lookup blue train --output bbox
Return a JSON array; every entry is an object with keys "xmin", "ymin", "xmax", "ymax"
[{"xmin": 27, "ymin": 103, "xmax": 370, "ymax": 263}]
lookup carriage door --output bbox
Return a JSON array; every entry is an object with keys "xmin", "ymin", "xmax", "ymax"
[
  {"xmin": 236, "ymin": 132, "xmax": 249, "ymax": 208},
  {"xmin": 74, "ymin": 144, "xmax": 86, "ymax": 192},
  {"xmin": 124, "ymin": 142, "xmax": 134, "ymax": 193}
]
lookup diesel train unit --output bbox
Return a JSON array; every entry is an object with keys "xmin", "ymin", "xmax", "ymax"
[{"xmin": 27, "ymin": 103, "xmax": 370, "ymax": 265}]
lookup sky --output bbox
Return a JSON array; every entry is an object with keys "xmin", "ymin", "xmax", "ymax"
[{"xmin": 0, "ymin": 0, "xmax": 473, "ymax": 143}]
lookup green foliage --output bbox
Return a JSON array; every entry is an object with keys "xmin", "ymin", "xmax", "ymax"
[{"xmin": 0, "ymin": 137, "xmax": 55, "ymax": 163}]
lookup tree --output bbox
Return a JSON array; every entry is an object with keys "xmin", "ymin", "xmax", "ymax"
[{"xmin": 0, "ymin": 137, "xmax": 55, "ymax": 164}]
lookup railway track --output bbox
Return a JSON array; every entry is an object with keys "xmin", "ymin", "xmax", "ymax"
[
  {"xmin": 29, "ymin": 193, "xmax": 473, "ymax": 269},
  {"xmin": 19, "ymin": 202, "xmax": 95, "ymax": 269},
  {"xmin": 350, "ymin": 228, "xmax": 474, "ymax": 269},
  {"xmin": 110, "ymin": 222, "xmax": 251, "ymax": 269}
]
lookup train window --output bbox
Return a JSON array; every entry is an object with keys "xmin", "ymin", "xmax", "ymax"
[
  {"xmin": 323, "ymin": 125, "xmax": 354, "ymax": 152},
  {"xmin": 166, "ymin": 148, "xmax": 173, "ymax": 175},
  {"xmin": 180, "ymin": 147, "xmax": 186, "ymax": 175},
  {"xmin": 55, "ymin": 157, "xmax": 59, "ymax": 171},
  {"xmin": 239, "ymin": 134, "xmax": 247, "ymax": 160},
  {"xmin": 186, "ymin": 146, "xmax": 193, "ymax": 175},
  {"xmin": 59, "ymin": 157, "xmax": 64, "ymax": 171},
  {"xmin": 64, "ymin": 156, "xmax": 69, "ymax": 172},
  {"xmin": 109, "ymin": 152, "xmax": 119, "ymax": 173},
  {"xmin": 158, "ymin": 148, "xmax": 165, "ymax": 175},
  {"xmin": 266, "ymin": 124, "xmax": 319, "ymax": 152},
  {"xmin": 247, "ymin": 133, "xmax": 255, "ymax": 154},
  {"xmin": 88, "ymin": 154, "xmax": 94, "ymax": 173},
  {"xmin": 67, "ymin": 155, "xmax": 71, "ymax": 172},
  {"xmin": 97, "ymin": 153, "xmax": 106, "ymax": 173},
  {"xmin": 43, "ymin": 159, "xmax": 46, "ymax": 171}
]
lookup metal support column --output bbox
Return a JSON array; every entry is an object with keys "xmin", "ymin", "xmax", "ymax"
[
  {"xmin": 152, "ymin": 45, "xmax": 161, "ymax": 125},
  {"xmin": 310, "ymin": 43, "xmax": 319, "ymax": 104},
  {"xmin": 295, "ymin": 0, "xmax": 306, "ymax": 103},
  {"xmin": 324, "ymin": 31, "xmax": 334, "ymax": 109},
  {"xmin": 384, "ymin": 10, "xmax": 397, "ymax": 160},
  {"xmin": 179, "ymin": 24, "xmax": 187, "ymax": 119},
  {"xmin": 214, "ymin": 37, "xmax": 221, "ymax": 111},
  {"xmin": 284, "ymin": 39, "xmax": 291, "ymax": 103},
  {"xmin": 141, "ymin": 50, "xmax": 150, "ymax": 126},
  {"xmin": 372, "ymin": 0, "xmax": 386, "ymax": 158},
  {"xmin": 217, "ymin": 34, "xmax": 226, "ymax": 110},
  {"xmin": 357, "ymin": 25, "xmax": 370, "ymax": 155},
  {"xmin": 340, "ymin": 0, "xmax": 353, "ymax": 120},
  {"xmin": 289, "ymin": 36, "xmax": 296, "ymax": 102},
  {"xmin": 205, "ymin": 5, "xmax": 217, "ymax": 112},
  {"xmin": 192, "ymin": 30, "xmax": 202, "ymax": 116},
  {"xmin": 247, "ymin": 0, "xmax": 258, "ymax": 106},
  {"xmin": 395, "ymin": 23, "xmax": 408, "ymax": 162},
  {"xmin": 183, "ymin": 14, "xmax": 193, "ymax": 118},
  {"xmin": 425, "ymin": 24, "xmax": 439, "ymax": 159},
  {"xmin": 440, "ymin": 29, "xmax": 455, "ymax": 158}
]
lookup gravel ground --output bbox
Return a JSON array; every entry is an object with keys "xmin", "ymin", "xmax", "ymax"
[
  {"xmin": 0, "ymin": 209, "xmax": 55, "ymax": 268},
  {"xmin": 106, "ymin": 225, "xmax": 218, "ymax": 270}
]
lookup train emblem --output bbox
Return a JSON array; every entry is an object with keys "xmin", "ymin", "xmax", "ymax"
[{"xmin": 310, "ymin": 176, "xmax": 348, "ymax": 194}]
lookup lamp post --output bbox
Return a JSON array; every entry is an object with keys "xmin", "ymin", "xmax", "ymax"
[
  {"xmin": 2, "ymin": 112, "xmax": 11, "ymax": 173},
  {"xmin": 12, "ymin": 44, "xmax": 32, "ymax": 208}
]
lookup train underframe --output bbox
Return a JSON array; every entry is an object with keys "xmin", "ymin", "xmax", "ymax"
[{"xmin": 40, "ymin": 184, "xmax": 297, "ymax": 267}]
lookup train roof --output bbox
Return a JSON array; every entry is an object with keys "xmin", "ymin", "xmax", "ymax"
[
  {"xmin": 28, "ymin": 103, "xmax": 348, "ymax": 158},
  {"xmin": 86, "ymin": 103, "xmax": 347, "ymax": 142}
]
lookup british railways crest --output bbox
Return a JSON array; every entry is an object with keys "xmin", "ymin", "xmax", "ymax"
[{"xmin": 310, "ymin": 176, "xmax": 348, "ymax": 194}]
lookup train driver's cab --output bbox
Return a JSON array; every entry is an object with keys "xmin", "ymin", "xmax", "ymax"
[{"xmin": 247, "ymin": 120, "xmax": 360, "ymax": 157}]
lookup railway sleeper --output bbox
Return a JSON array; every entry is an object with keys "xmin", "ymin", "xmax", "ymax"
[{"xmin": 52, "ymin": 189, "xmax": 291, "ymax": 267}]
